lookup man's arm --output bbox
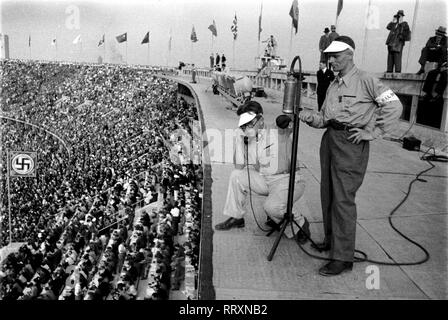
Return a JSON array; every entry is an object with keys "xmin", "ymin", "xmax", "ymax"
[
  {"xmin": 349, "ymin": 76, "xmax": 403, "ymax": 143},
  {"xmin": 386, "ymin": 22, "xmax": 395, "ymax": 30},
  {"xmin": 299, "ymin": 109, "xmax": 326, "ymax": 128}
]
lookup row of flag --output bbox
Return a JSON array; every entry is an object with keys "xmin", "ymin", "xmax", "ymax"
[{"xmin": 34, "ymin": 1, "xmax": 345, "ymax": 48}]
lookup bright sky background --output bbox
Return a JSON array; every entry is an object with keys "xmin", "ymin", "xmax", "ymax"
[{"xmin": 1, "ymin": 0, "xmax": 447, "ymax": 72}]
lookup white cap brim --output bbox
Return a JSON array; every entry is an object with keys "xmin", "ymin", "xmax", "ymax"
[
  {"xmin": 238, "ymin": 112, "xmax": 257, "ymax": 127},
  {"xmin": 324, "ymin": 41, "xmax": 355, "ymax": 53}
]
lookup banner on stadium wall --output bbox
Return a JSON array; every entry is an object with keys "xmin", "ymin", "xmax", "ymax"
[{"xmin": 8, "ymin": 151, "xmax": 37, "ymax": 177}]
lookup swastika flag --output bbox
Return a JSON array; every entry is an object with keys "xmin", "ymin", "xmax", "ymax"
[{"xmin": 9, "ymin": 151, "xmax": 37, "ymax": 177}]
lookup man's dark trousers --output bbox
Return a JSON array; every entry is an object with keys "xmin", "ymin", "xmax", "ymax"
[
  {"xmin": 387, "ymin": 50, "xmax": 403, "ymax": 72},
  {"xmin": 320, "ymin": 127, "xmax": 370, "ymax": 262}
]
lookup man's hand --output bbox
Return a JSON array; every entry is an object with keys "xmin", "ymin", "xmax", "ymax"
[
  {"xmin": 298, "ymin": 110, "xmax": 314, "ymax": 123},
  {"xmin": 348, "ymin": 128, "xmax": 375, "ymax": 144}
]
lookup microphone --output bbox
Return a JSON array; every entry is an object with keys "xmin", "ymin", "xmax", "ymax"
[{"xmin": 243, "ymin": 136, "xmax": 248, "ymax": 145}]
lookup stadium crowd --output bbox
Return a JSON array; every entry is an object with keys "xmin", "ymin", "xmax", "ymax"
[{"xmin": 0, "ymin": 60, "xmax": 202, "ymax": 300}]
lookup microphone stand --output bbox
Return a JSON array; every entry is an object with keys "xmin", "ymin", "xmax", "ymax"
[{"xmin": 267, "ymin": 56, "xmax": 316, "ymax": 261}]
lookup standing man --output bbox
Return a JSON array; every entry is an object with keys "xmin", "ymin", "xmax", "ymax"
[
  {"xmin": 214, "ymin": 101, "xmax": 310, "ymax": 242},
  {"xmin": 299, "ymin": 36, "xmax": 403, "ymax": 276},
  {"xmin": 319, "ymin": 27, "xmax": 332, "ymax": 64},
  {"xmin": 316, "ymin": 61, "xmax": 335, "ymax": 111},
  {"xmin": 221, "ymin": 54, "xmax": 227, "ymax": 67},
  {"xmin": 215, "ymin": 53, "xmax": 221, "ymax": 69},
  {"xmin": 385, "ymin": 10, "xmax": 411, "ymax": 73},
  {"xmin": 209, "ymin": 53, "xmax": 215, "ymax": 69},
  {"xmin": 262, "ymin": 35, "xmax": 278, "ymax": 57},
  {"xmin": 329, "ymin": 25, "xmax": 339, "ymax": 42}
]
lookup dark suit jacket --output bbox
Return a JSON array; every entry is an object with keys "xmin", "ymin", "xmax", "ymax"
[
  {"xmin": 317, "ymin": 68, "xmax": 335, "ymax": 95},
  {"xmin": 386, "ymin": 21, "xmax": 411, "ymax": 52}
]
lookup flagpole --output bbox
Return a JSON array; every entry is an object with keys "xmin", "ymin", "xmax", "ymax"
[
  {"xmin": 232, "ymin": 39, "xmax": 235, "ymax": 69},
  {"xmin": 104, "ymin": 34, "xmax": 106, "ymax": 63},
  {"xmin": 361, "ymin": 0, "xmax": 372, "ymax": 68},
  {"xmin": 289, "ymin": 25, "xmax": 293, "ymax": 65},
  {"xmin": 6, "ymin": 151, "xmax": 12, "ymax": 245},
  {"xmin": 405, "ymin": 0, "xmax": 419, "ymax": 72},
  {"xmin": 148, "ymin": 39, "xmax": 153, "ymax": 66},
  {"xmin": 258, "ymin": 1, "xmax": 262, "ymax": 58},
  {"xmin": 126, "ymin": 40, "xmax": 128, "ymax": 64}
]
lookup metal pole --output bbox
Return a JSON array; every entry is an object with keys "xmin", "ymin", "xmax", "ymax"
[
  {"xmin": 361, "ymin": 0, "xmax": 373, "ymax": 69},
  {"xmin": 267, "ymin": 56, "xmax": 303, "ymax": 261},
  {"xmin": 405, "ymin": 0, "xmax": 419, "ymax": 71},
  {"xmin": 104, "ymin": 34, "xmax": 106, "ymax": 63},
  {"xmin": 289, "ymin": 26, "xmax": 293, "ymax": 65},
  {"xmin": 7, "ymin": 151, "xmax": 12, "ymax": 245},
  {"xmin": 232, "ymin": 40, "xmax": 235, "ymax": 69}
]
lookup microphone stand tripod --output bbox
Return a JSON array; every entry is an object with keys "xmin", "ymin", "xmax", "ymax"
[{"xmin": 267, "ymin": 56, "xmax": 317, "ymax": 261}]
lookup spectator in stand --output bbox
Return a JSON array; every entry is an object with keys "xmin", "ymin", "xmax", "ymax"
[
  {"xmin": 422, "ymin": 61, "xmax": 447, "ymax": 103},
  {"xmin": 0, "ymin": 60, "xmax": 203, "ymax": 300},
  {"xmin": 416, "ymin": 26, "xmax": 447, "ymax": 74}
]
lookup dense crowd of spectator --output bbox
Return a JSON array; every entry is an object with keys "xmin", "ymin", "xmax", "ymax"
[{"xmin": 0, "ymin": 60, "xmax": 202, "ymax": 300}]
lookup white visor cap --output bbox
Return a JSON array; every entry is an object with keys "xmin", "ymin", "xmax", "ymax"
[
  {"xmin": 324, "ymin": 40, "xmax": 355, "ymax": 53},
  {"xmin": 238, "ymin": 112, "xmax": 257, "ymax": 127}
]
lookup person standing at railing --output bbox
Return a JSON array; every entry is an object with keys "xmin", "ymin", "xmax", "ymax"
[
  {"xmin": 316, "ymin": 61, "xmax": 335, "ymax": 111},
  {"xmin": 215, "ymin": 53, "xmax": 221, "ymax": 68},
  {"xmin": 209, "ymin": 53, "xmax": 214, "ymax": 69},
  {"xmin": 221, "ymin": 54, "xmax": 227, "ymax": 67},
  {"xmin": 319, "ymin": 28, "xmax": 332, "ymax": 64},
  {"xmin": 385, "ymin": 10, "xmax": 410, "ymax": 73}
]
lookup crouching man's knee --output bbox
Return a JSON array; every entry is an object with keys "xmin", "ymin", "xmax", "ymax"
[{"xmin": 263, "ymin": 201, "xmax": 286, "ymax": 223}]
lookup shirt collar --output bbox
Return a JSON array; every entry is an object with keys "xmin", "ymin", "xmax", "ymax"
[{"xmin": 337, "ymin": 65, "xmax": 357, "ymax": 87}]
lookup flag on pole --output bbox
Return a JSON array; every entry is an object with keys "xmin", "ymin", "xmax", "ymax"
[
  {"xmin": 337, "ymin": 0, "xmax": 343, "ymax": 18},
  {"xmin": 28, "ymin": 35, "xmax": 31, "ymax": 47},
  {"xmin": 258, "ymin": 3, "xmax": 263, "ymax": 41},
  {"xmin": 141, "ymin": 32, "xmax": 149, "ymax": 44},
  {"xmin": 208, "ymin": 20, "xmax": 217, "ymax": 37},
  {"xmin": 8, "ymin": 151, "xmax": 37, "ymax": 178},
  {"xmin": 168, "ymin": 34, "xmax": 172, "ymax": 51},
  {"xmin": 72, "ymin": 34, "xmax": 81, "ymax": 44},
  {"xmin": 98, "ymin": 34, "xmax": 105, "ymax": 46},
  {"xmin": 289, "ymin": 0, "xmax": 299, "ymax": 34},
  {"xmin": 51, "ymin": 38, "xmax": 57, "ymax": 46},
  {"xmin": 191, "ymin": 26, "xmax": 198, "ymax": 42},
  {"xmin": 231, "ymin": 13, "xmax": 238, "ymax": 40},
  {"xmin": 116, "ymin": 32, "xmax": 127, "ymax": 43}
]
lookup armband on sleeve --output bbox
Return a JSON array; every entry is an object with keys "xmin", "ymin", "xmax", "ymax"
[{"xmin": 375, "ymin": 89, "xmax": 399, "ymax": 106}]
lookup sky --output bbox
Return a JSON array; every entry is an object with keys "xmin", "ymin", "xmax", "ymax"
[{"xmin": 1, "ymin": 0, "xmax": 447, "ymax": 73}]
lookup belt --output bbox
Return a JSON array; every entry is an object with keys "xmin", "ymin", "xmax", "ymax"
[{"xmin": 327, "ymin": 119, "xmax": 356, "ymax": 131}]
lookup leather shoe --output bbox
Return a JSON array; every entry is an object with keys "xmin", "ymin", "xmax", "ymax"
[
  {"xmin": 295, "ymin": 217, "xmax": 310, "ymax": 245},
  {"xmin": 215, "ymin": 217, "xmax": 245, "ymax": 230},
  {"xmin": 319, "ymin": 260, "xmax": 353, "ymax": 276},
  {"xmin": 265, "ymin": 217, "xmax": 280, "ymax": 230},
  {"xmin": 311, "ymin": 241, "xmax": 331, "ymax": 252}
]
